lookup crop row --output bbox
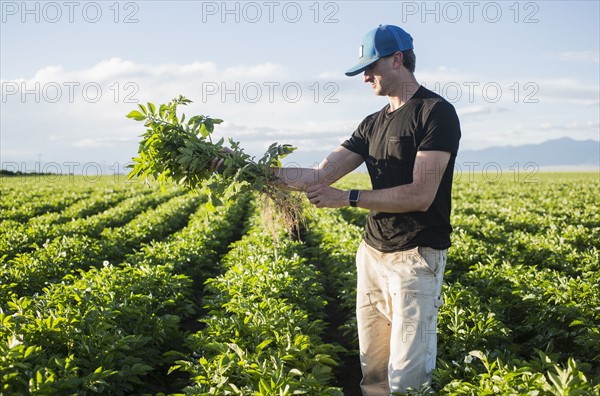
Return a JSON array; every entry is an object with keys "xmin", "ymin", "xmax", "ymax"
[
  {"xmin": 0, "ymin": 192, "xmax": 201, "ymax": 305},
  {"xmin": 174, "ymin": 205, "xmax": 345, "ymax": 394},
  {"xmin": 0, "ymin": 191, "xmax": 250, "ymax": 394},
  {"xmin": 0, "ymin": 177, "xmax": 144, "ymax": 223},
  {"xmin": 300, "ymin": 207, "xmax": 364, "ymax": 394},
  {"xmin": 0, "ymin": 184, "xmax": 93, "ymax": 223},
  {"xmin": 0, "ymin": 186, "xmax": 160, "ymax": 261},
  {"xmin": 1, "ymin": 172, "xmax": 597, "ymax": 394},
  {"xmin": 334, "ymin": 173, "xmax": 600, "ymax": 394},
  {"xmin": 450, "ymin": 175, "xmax": 598, "ymax": 277}
]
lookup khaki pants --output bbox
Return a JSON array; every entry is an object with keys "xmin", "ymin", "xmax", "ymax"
[{"xmin": 356, "ymin": 241, "xmax": 447, "ymax": 395}]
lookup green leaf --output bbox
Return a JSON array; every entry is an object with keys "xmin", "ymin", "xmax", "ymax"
[
  {"xmin": 199, "ymin": 123, "xmax": 210, "ymax": 138},
  {"xmin": 288, "ymin": 368, "xmax": 302, "ymax": 376},
  {"xmin": 159, "ymin": 104, "xmax": 167, "ymax": 118},
  {"xmin": 126, "ymin": 110, "xmax": 146, "ymax": 121},
  {"xmin": 204, "ymin": 200, "xmax": 216, "ymax": 212},
  {"xmin": 131, "ymin": 363, "xmax": 153, "ymax": 375},
  {"xmin": 255, "ymin": 339, "xmax": 273, "ymax": 353}
]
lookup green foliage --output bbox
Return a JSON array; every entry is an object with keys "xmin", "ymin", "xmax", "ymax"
[
  {"xmin": 0, "ymin": 172, "xmax": 598, "ymax": 394},
  {"xmin": 174, "ymin": 208, "xmax": 343, "ymax": 394},
  {"xmin": 0, "ymin": 176, "xmax": 250, "ymax": 394},
  {"xmin": 329, "ymin": 172, "xmax": 600, "ymax": 394},
  {"xmin": 434, "ymin": 349, "xmax": 596, "ymax": 395},
  {"xmin": 127, "ymin": 95, "xmax": 295, "ymax": 211},
  {"xmin": 1, "ymin": 263, "xmax": 192, "ymax": 394}
]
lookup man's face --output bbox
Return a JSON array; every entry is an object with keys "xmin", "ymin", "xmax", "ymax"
[{"xmin": 363, "ymin": 56, "xmax": 395, "ymax": 96}]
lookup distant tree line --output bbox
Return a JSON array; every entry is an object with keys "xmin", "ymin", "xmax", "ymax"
[{"xmin": 0, "ymin": 170, "xmax": 64, "ymax": 176}]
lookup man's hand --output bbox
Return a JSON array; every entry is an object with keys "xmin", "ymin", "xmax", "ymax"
[
  {"xmin": 306, "ymin": 184, "xmax": 348, "ymax": 208},
  {"xmin": 210, "ymin": 147, "xmax": 233, "ymax": 172}
]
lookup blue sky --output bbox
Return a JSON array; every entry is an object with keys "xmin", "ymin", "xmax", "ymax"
[{"xmin": 1, "ymin": 0, "xmax": 599, "ymax": 172}]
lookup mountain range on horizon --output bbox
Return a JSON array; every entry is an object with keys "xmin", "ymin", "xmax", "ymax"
[{"xmin": 456, "ymin": 137, "xmax": 599, "ymax": 170}]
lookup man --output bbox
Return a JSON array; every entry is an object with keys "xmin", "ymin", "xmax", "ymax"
[{"xmin": 272, "ymin": 24, "xmax": 461, "ymax": 394}]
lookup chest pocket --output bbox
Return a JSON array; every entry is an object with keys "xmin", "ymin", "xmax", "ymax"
[{"xmin": 386, "ymin": 136, "xmax": 416, "ymax": 162}]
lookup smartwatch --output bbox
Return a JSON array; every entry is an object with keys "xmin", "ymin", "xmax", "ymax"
[{"xmin": 348, "ymin": 189, "xmax": 360, "ymax": 207}]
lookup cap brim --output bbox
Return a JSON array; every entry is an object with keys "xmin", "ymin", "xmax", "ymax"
[{"xmin": 345, "ymin": 57, "xmax": 379, "ymax": 77}]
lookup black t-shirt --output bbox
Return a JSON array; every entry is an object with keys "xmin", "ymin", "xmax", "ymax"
[{"xmin": 341, "ymin": 85, "xmax": 461, "ymax": 252}]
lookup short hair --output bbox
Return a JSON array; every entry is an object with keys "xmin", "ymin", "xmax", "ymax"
[{"xmin": 402, "ymin": 49, "xmax": 416, "ymax": 73}]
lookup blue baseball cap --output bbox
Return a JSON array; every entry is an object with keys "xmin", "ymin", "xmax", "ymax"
[{"xmin": 345, "ymin": 25, "xmax": 414, "ymax": 77}]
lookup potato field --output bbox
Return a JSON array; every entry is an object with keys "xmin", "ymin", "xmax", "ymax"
[{"xmin": 0, "ymin": 171, "xmax": 598, "ymax": 395}]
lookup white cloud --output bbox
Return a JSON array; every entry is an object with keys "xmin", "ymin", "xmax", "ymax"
[
  {"xmin": 534, "ymin": 78, "xmax": 600, "ymax": 105},
  {"xmin": 2, "ymin": 58, "xmax": 599, "ymax": 166},
  {"xmin": 31, "ymin": 65, "xmax": 65, "ymax": 83},
  {"xmin": 557, "ymin": 51, "xmax": 600, "ymax": 63},
  {"xmin": 317, "ymin": 71, "xmax": 343, "ymax": 79},
  {"xmin": 457, "ymin": 105, "xmax": 509, "ymax": 117},
  {"xmin": 0, "ymin": 58, "xmax": 362, "ymax": 165},
  {"xmin": 71, "ymin": 137, "xmax": 136, "ymax": 148},
  {"xmin": 2, "ymin": 58, "xmax": 288, "ymax": 89},
  {"xmin": 214, "ymin": 119, "xmax": 356, "ymax": 153},
  {"xmin": 81, "ymin": 58, "xmax": 145, "ymax": 81},
  {"xmin": 537, "ymin": 121, "xmax": 599, "ymax": 132},
  {"xmin": 221, "ymin": 63, "xmax": 288, "ymax": 79},
  {"xmin": 416, "ymin": 70, "xmax": 600, "ymax": 108},
  {"xmin": 418, "ymin": 67, "xmax": 474, "ymax": 86}
]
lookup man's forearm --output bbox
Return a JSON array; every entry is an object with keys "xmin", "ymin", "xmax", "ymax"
[
  {"xmin": 270, "ymin": 166, "xmax": 337, "ymax": 191},
  {"xmin": 270, "ymin": 146, "xmax": 363, "ymax": 191},
  {"xmin": 306, "ymin": 182, "xmax": 430, "ymax": 212},
  {"xmin": 306, "ymin": 150, "xmax": 451, "ymax": 212},
  {"xmin": 354, "ymin": 184, "xmax": 431, "ymax": 212}
]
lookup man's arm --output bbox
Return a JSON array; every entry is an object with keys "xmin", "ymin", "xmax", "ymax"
[
  {"xmin": 306, "ymin": 150, "xmax": 451, "ymax": 211},
  {"xmin": 272, "ymin": 146, "xmax": 364, "ymax": 191}
]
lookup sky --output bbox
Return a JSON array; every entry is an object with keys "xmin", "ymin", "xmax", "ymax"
[{"xmin": 1, "ymin": 0, "xmax": 599, "ymax": 174}]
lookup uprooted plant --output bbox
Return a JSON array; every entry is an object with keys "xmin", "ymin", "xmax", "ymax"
[{"xmin": 127, "ymin": 95, "xmax": 303, "ymax": 237}]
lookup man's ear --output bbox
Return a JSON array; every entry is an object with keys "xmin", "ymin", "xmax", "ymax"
[{"xmin": 393, "ymin": 51, "xmax": 404, "ymax": 69}]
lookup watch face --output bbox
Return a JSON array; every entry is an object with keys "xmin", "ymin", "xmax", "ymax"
[{"xmin": 349, "ymin": 189, "xmax": 359, "ymax": 202}]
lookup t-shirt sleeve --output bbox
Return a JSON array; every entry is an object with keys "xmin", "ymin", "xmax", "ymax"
[
  {"xmin": 418, "ymin": 100, "xmax": 461, "ymax": 155},
  {"xmin": 341, "ymin": 113, "xmax": 377, "ymax": 158},
  {"xmin": 341, "ymin": 132, "xmax": 365, "ymax": 157}
]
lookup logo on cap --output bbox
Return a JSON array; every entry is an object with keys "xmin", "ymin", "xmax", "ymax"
[{"xmin": 359, "ymin": 45, "xmax": 364, "ymax": 58}]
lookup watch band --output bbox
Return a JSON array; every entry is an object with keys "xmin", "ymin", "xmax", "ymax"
[{"xmin": 348, "ymin": 189, "xmax": 360, "ymax": 207}]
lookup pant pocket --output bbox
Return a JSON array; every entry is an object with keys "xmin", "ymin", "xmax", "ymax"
[
  {"xmin": 416, "ymin": 247, "xmax": 440, "ymax": 274},
  {"xmin": 357, "ymin": 289, "xmax": 390, "ymax": 322}
]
